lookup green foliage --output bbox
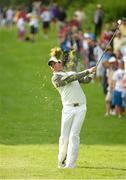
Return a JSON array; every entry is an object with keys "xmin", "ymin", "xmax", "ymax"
[
  {"xmin": 0, "ymin": 0, "xmax": 33, "ymax": 6},
  {"xmin": 68, "ymin": 0, "xmax": 126, "ymax": 30},
  {"xmin": 103, "ymin": 0, "xmax": 126, "ymax": 22}
]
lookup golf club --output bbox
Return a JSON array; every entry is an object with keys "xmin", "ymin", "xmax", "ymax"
[{"xmin": 96, "ymin": 19, "xmax": 122, "ymax": 68}]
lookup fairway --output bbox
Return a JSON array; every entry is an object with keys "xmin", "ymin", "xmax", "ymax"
[{"xmin": 0, "ymin": 26, "xmax": 126, "ymax": 179}]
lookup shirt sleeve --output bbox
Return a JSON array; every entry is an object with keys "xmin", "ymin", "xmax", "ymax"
[
  {"xmin": 79, "ymin": 73, "xmax": 95, "ymax": 83},
  {"xmin": 52, "ymin": 70, "xmax": 90, "ymax": 87}
]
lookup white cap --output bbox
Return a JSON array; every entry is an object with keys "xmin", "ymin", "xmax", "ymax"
[
  {"xmin": 48, "ymin": 56, "xmax": 61, "ymax": 66},
  {"xmin": 108, "ymin": 56, "xmax": 116, "ymax": 63},
  {"xmin": 117, "ymin": 19, "xmax": 122, "ymax": 25}
]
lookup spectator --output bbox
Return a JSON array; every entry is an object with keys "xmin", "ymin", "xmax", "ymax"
[
  {"xmin": 120, "ymin": 41, "xmax": 126, "ymax": 58},
  {"xmin": 6, "ymin": 7, "xmax": 14, "ymax": 29},
  {"xmin": 40, "ymin": 6, "xmax": 52, "ymax": 39},
  {"xmin": 105, "ymin": 56, "xmax": 117, "ymax": 116},
  {"xmin": 50, "ymin": 3, "xmax": 59, "ymax": 23},
  {"xmin": 101, "ymin": 24, "xmax": 112, "ymax": 45},
  {"xmin": 32, "ymin": 1, "xmax": 41, "ymax": 15},
  {"xmin": 70, "ymin": 27, "xmax": 83, "ymax": 70},
  {"xmin": 0, "ymin": 7, "xmax": 3, "ymax": 26},
  {"xmin": 101, "ymin": 45, "xmax": 114, "ymax": 95},
  {"xmin": 94, "ymin": 40, "xmax": 104, "ymax": 80},
  {"xmin": 17, "ymin": 17, "xmax": 25, "ymax": 41},
  {"xmin": 69, "ymin": 17, "xmax": 80, "ymax": 30},
  {"xmin": 122, "ymin": 55, "xmax": 126, "ymax": 116},
  {"xmin": 57, "ymin": 6, "xmax": 67, "ymax": 30},
  {"xmin": 122, "ymin": 73, "xmax": 126, "ymax": 117},
  {"xmin": 94, "ymin": 4, "xmax": 104, "ymax": 39},
  {"xmin": 119, "ymin": 18, "xmax": 126, "ymax": 38},
  {"xmin": 73, "ymin": 7, "xmax": 86, "ymax": 30},
  {"xmin": 88, "ymin": 36, "xmax": 96, "ymax": 67},
  {"xmin": 28, "ymin": 10, "xmax": 39, "ymax": 42},
  {"xmin": 113, "ymin": 30, "xmax": 124, "ymax": 54},
  {"xmin": 82, "ymin": 33, "xmax": 90, "ymax": 69},
  {"xmin": 112, "ymin": 60, "xmax": 125, "ymax": 118},
  {"xmin": 123, "ymin": 55, "xmax": 126, "ymax": 71}
]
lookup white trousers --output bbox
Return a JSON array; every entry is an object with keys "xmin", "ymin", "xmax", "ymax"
[{"xmin": 58, "ymin": 104, "xmax": 87, "ymax": 167}]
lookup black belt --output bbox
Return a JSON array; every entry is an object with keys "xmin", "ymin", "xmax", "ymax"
[{"xmin": 73, "ymin": 103, "xmax": 79, "ymax": 107}]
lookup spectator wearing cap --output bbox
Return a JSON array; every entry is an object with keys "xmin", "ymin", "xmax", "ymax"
[
  {"xmin": 73, "ymin": 7, "xmax": 86, "ymax": 30},
  {"xmin": 105, "ymin": 56, "xmax": 117, "ymax": 116},
  {"xmin": 111, "ymin": 60, "xmax": 125, "ymax": 118}
]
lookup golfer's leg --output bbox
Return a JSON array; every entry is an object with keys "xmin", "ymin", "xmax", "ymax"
[
  {"xmin": 66, "ymin": 105, "xmax": 87, "ymax": 167},
  {"xmin": 58, "ymin": 106, "xmax": 74, "ymax": 163}
]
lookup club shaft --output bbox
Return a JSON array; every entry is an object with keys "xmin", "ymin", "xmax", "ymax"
[{"xmin": 96, "ymin": 24, "xmax": 120, "ymax": 68}]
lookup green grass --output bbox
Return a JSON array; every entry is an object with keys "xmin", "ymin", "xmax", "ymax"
[{"xmin": 0, "ymin": 25, "xmax": 126, "ymax": 179}]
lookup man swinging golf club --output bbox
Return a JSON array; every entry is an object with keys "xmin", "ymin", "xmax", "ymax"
[
  {"xmin": 47, "ymin": 19, "xmax": 122, "ymax": 169},
  {"xmin": 48, "ymin": 55, "xmax": 96, "ymax": 169}
]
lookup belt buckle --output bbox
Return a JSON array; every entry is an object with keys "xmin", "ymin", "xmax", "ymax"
[{"xmin": 73, "ymin": 103, "xmax": 79, "ymax": 107}]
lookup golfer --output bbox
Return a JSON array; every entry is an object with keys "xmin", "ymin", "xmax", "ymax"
[{"xmin": 48, "ymin": 56, "xmax": 96, "ymax": 168}]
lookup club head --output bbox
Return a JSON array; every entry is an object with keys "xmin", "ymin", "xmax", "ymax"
[{"xmin": 117, "ymin": 19, "xmax": 122, "ymax": 25}]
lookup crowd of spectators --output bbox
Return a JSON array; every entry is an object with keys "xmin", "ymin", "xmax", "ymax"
[
  {"xmin": 0, "ymin": 2, "xmax": 68, "ymax": 41},
  {"xmin": 0, "ymin": 2, "xmax": 126, "ymax": 118}
]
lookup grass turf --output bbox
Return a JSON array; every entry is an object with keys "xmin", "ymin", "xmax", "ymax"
[{"xmin": 0, "ymin": 25, "xmax": 126, "ymax": 179}]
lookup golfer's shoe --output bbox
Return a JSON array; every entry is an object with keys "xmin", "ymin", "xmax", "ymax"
[
  {"xmin": 64, "ymin": 164, "xmax": 76, "ymax": 169},
  {"xmin": 58, "ymin": 161, "xmax": 66, "ymax": 168}
]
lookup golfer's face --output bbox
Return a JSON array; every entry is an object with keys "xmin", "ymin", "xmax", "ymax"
[{"xmin": 54, "ymin": 62, "xmax": 63, "ymax": 71}]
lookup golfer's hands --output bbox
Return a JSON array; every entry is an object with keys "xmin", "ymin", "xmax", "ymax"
[{"xmin": 88, "ymin": 66, "xmax": 96, "ymax": 73}]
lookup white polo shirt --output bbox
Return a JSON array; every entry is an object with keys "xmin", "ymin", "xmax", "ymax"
[
  {"xmin": 112, "ymin": 68, "xmax": 125, "ymax": 92},
  {"xmin": 52, "ymin": 71, "xmax": 86, "ymax": 106}
]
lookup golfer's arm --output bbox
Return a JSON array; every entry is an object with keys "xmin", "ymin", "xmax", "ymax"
[
  {"xmin": 52, "ymin": 70, "xmax": 90, "ymax": 87},
  {"xmin": 79, "ymin": 76, "xmax": 92, "ymax": 83},
  {"xmin": 79, "ymin": 73, "xmax": 95, "ymax": 83}
]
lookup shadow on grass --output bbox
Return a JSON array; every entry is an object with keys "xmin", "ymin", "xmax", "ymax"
[{"xmin": 78, "ymin": 165, "xmax": 126, "ymax": 171}]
